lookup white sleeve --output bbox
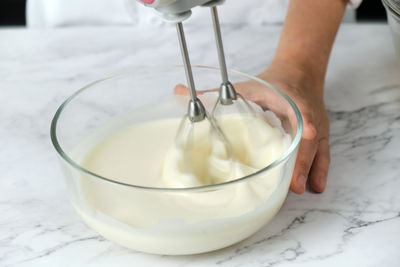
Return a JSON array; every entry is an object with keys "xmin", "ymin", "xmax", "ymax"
[
  {"xmin": 26, "ymin": 0, "xmax": 365, "ymax": 28},
  {"xmin": 26, "ymin": 0, "xmax": 134, "ymax": 28}
]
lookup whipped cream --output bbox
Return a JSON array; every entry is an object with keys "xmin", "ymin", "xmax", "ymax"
[{"xmin": 74, "ymin": 94, "xmax": 293, "ymax": 254}]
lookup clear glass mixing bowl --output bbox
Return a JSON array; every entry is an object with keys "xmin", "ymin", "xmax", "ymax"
[{"xmin": 51, "ymin": 65, "xmax": 302, "ymax": 255}]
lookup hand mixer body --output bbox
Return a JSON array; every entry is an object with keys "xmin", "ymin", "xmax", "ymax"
[{"xmin": 137, "ymin": 0, "xmax": 213, "ymax": 21}]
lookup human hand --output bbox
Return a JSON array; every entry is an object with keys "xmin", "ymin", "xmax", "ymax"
[{"xmin": 174, "ymin": 60, "xmax": 330, "ymax": 194}]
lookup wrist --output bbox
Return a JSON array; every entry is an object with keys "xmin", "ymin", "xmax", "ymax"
[
  {"xmin": 274, "ymin": 54, "xmax": 326, "ymax": 82},
  {"xmin": 257, "ymin": 59, "xmax": 326, "ymax": 100},
  {"xmin": 266, "ymin": 56, "xmax": 326, "ymax": 88}
]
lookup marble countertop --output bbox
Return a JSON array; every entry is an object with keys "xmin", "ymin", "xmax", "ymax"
[{"xmin": 1, "ymin": 24, "xmax": 399, "ymax": 267}]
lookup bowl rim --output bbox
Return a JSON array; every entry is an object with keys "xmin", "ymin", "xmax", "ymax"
[{"xmin": 50, "ymin": 65, "xmax": 303, "ymax": 192}]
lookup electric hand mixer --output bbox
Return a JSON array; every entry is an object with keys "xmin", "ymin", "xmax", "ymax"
[{"xmin": 137, "ymin": 0, "xmax": 259, "ymax": 182}]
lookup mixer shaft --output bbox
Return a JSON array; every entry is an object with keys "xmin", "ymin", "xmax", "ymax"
[
  {"xmin": 209, "ymin": 5, "xmax": 237, "ymax": 105},
  {"xmin": 176, "ymin": 22, "xmax": 206, "ymax": 122}
]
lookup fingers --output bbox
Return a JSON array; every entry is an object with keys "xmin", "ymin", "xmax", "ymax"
[
  {"xmin": 309, "ymin": 138, "xmax": 330, "ymax": 193},
  {"xmin": 174, "ymin": 84, "xmax": 190, "ymax": 95},
  {"xmin": 173, "ymin": 84, "xmax": 218, "ymax": 96},
  {"xmin": 290, "ymin": 123, "xmax": 318, "ymax": 194},
  {"xmin": 173, "ymin": 81, "xmax": 270, "ymax": 107},
  {"xmin": 233, "ymin": 81, "xmax": 268, "ymax": 104}
]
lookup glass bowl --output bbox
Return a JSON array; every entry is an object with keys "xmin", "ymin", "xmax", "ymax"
[
  {"xmin": 51, "ymin": 65, "xmax": 302, "ymax": 255},
  {"xmin": 383, "ymin": 0, "xmax": 400, "ymax": 64}
]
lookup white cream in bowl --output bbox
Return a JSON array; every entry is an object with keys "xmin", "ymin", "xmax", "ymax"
[{"xmin": 72, "ymin": 93, "xmax": 293, "ymax": 255}]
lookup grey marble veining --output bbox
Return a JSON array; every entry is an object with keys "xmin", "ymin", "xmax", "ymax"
[{"xmin": 0, "ymin": 24, "xmax": 399, "ymax": 266}]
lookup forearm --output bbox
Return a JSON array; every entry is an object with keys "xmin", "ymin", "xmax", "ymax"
[{"xmin": 272, "ymin": 0, "xmax": 347, "ymax": 87}]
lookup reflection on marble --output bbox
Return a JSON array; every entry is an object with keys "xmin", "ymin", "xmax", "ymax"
[{"xmin": 0, "ymin": 24, "xmax": 399, "ymax": 266}]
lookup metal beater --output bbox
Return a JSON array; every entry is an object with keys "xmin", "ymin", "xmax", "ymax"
[
  {"xmin": 205, "ymin": 0, "xmax": 258, "ymax": 121},
  {"xmin": 136, "ymin": 0, "xmax": 257, "ymax": 181},
  {"xmin": 136, "ymin": 0, "xmax": 257, "ymax": 117},
  {"xmin": 136, "ymin": 0, "xmax": 212, "ymax": 123}
]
